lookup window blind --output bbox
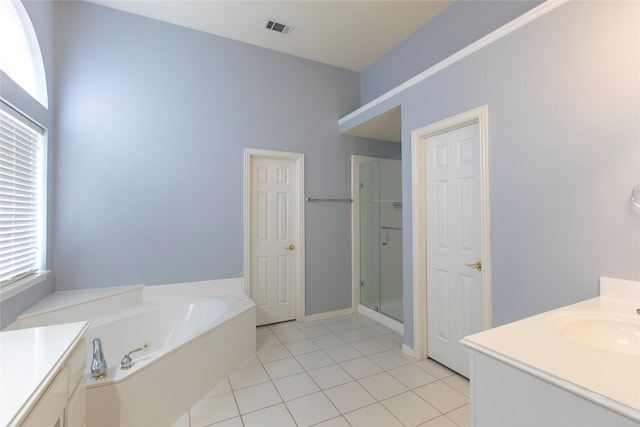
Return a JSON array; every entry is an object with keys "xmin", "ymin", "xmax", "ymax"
[{"xmin": 0, "ymin": 102, "xmax": 44, "ymax": 285}]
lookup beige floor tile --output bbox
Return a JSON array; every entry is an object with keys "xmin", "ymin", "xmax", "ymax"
[
  {"xmin": 256, "ymin": 326, "xmax": 275, "ymax": 337},
  {"xmin": 204, "ymin": 378, "xmax": 232, "ymax": 398},
  {"xmin": 343, "ymin": 403, "xmax": 403, "ymax": 427},
  {"xmin": 313, "ymin": 415, "xmax": 351, "ymax": 426},
  {"xmin": 443, "ymin": 374, "xmax": 470, "ymax": 397},
  {"xmin": 228, "ymin": 364, "xmax": 270, "ymax": 390},
  {"xmin": 323, "ymin": 381, "xmax": 376, "ymax": 414},
  {"xmin": 307, "ymin": 364, "xmax": 354, "ymax": 390},
  {"xmin": 236, "ymin": 354, "xmax": 261, "ymax": 369},
  {"xmin": 186, "ymin": 314, "xmax": 462, "ymax": 427},
  {"xmin": 312, "ymin": 334, "xmax": 347, "ymax": 349},
  {"xmin": 241, "ymin": 403, "xmax": 296, "ymax": 427},
  {"xmin": 376, "ymin": 334, "xmax": 404, "ymax": 350},
  {"xmin": 446, "ymin": 404, "xmax": 470, "ymax": 427},
  {"xmin": 209, "ymin": 416, "xmax": 244, "ymax": 426},
  {"xmin": 339, "ymin": 356, "xmax": 383, "ymax": 379},
  {"xmin": 284, "ymin": 338, "xmax": 321, "ymax": 356},
  {"xmin": 371, "ymin": 324, "xmax": 395, "ymax": 336},
  {"xmin": 414, "ymin": 381, "xmax": 468, "ymax": 413},
  {"xmin": 391, "ymin": 347, "xmax": 419, "ymax": 362},
  {"xmin": 257, "ymin": 334, "xmax": 282, "ymax": 349},
  {"xmin": 285, "ymin": 391, "xmax": 340, "ymax": 427},
  {"xmin": 381, "ymin": 391, "xmax": 440, "ymax": 426},
  {"xmin": 355, "ymin": 325, "xmax": 386, "ymax": 338},
  {"xmin": 414, "ymin": 358, "xmax": 456, "ymax": 379},
  {"xmin": 263, "ymin": 356, "xmax": 305, "ymax": 380},
  {"xmin": 319, "ymin": 317, "xmax": 345, "ymax": 325},
  {"xmin": 387, "ymin": 363, "xmax": 439, "ymax": 389},
  {"xmin": 350, "ymin": 338, "xmax": 388, "ymax": 356},
  {"xmin": 325, "ymin": 320, "xmax": 355, "ymax": 333},
  {"xmin": 272, "ymin": 372, "xmax": 320, "ymax": 401},
  {"xmin": 336, "ymin": 329, "xmax": 371, "ymax": 343},
  {"xmin": 323, "ymin": 343, "xmax": 364, "ymax": 362},
  {"xmin": 269, "ymin": 322, "xmax": 298, "ymax": 333},
  {"xmin": 276, "ymin": 329, "xmax": 308, "ymax": 343},
  {"xmin": 189, "ymin": 392, "xmax": 239, "ymax": 427},
  {"xmin": 293, "ymin": 319, "xmax": 321, "ymax": 329},
  {"xmin": 344, "ymin": 316, "xmax": 377, "ymax": 328},
  {"xmin": 418, "ymin": 415, "xmax": 459, "ymax": 427},
  {"xmin": 367, "ymin": 349, "xmax": 411, "ymax": 370},
  {"xmin": 233, "ymin": 382, "xmax": 282, "ymax": 414},
  {"xmin": 357, "ymin": 372, "xmax": 408, "ymax": 400},
  {"xmin": 300, "ymin": 324, "xmax": 332, "ymax": 338},
  {"xmin": 295, "ymin": 350, "xmax": 335, "ymax": 370},
  {"xmin": 257, "ymin": 343, "xmax": 292, "ymax": 363}
]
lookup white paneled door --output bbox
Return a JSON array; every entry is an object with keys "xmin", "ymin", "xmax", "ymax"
[
  {"xmin": 249, "ymin": 155, "xmax": 299, "ymax": 326},
  {"xmin": 426, "ymin": 123, "xmax": 484, "ymax": 377}
]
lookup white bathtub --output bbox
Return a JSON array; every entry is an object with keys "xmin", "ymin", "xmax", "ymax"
[{"xmin": 8, "ymin": 279, "xmax": 256, "ymax": 427}]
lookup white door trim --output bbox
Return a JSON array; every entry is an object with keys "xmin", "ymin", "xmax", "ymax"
[
  {"xmin": 410, "ymin": 105, "xmax": 492, "ymax": 360},
  {"xmin": 351, "ymin": 155, "xmax": 380, "ymax": 313},
  {"xmin": 244, "ymin": 148, "xmax": 305, "ymax": 321}
]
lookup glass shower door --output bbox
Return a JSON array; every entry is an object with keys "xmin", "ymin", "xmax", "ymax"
[
  {"xmin": 378, "ymin": 159, "xmax": 403, "ymax": 321},
  {"xmin": 359, "ymin": 158, "xmax": 403, "ymax": 322},
  {"xmin": 359, "ymin": 160, "xmax": 380, "ymax": 311}
]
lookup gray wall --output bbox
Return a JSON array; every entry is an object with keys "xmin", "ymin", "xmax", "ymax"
[
  {"xmin": 0, "ymin": 0, "xmax": 57, "ymax": 329},
  {"xmin": 347, "ymin": 1, "xmax": 640, "ymax": 347},
  {"xmin": 360, "ymin": 0, "xmax": 542, "ymax": 104},
  {"xmin": 53, "ymin": 2, "xmax": 400, "ymax": 316}
]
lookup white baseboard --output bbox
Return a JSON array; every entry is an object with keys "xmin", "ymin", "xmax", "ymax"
[
  {"xmin": 304, "ymin": 307, "xmax": 353, "ymax": 322},
  {"xmin": 358, "ymin": 304, "xmax": 403, "ymax": 334},
  {"xmin": 402, "ymin": 344, "xmax": 419, "ymax": 360}
]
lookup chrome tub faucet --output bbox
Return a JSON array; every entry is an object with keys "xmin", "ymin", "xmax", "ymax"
[{"xmin": 91, "ymin": 338, "xmax": 108, "ymax": 380}]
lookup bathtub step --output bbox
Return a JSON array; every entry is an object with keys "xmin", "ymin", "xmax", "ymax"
[{"xmin": 9, "ymin": 285, "xmax": 145, "ymax": 330}]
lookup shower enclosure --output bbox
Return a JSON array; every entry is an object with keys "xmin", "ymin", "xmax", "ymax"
[{"xmin": 359, "ymin": 158, "xmax": 403, "ymax": 322}]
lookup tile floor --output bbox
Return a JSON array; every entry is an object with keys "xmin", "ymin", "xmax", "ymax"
[{"xmin": 172, "ymin": 313, "xmax": 470, "ymax": 427}]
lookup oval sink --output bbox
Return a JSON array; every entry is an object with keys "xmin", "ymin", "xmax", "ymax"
[{"xmin": 557, "ymin": 315, "xmax": 640, "ymax": 356}]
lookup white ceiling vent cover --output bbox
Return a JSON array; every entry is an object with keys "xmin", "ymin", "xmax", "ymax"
[{"xmin": 264, "ymin": 19, "xmax": 294, "ymax": 36}]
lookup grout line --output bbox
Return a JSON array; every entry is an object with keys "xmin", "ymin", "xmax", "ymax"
[{"xmin": 190, "ymin": 314, "xmax": 471, "ymax": 427}]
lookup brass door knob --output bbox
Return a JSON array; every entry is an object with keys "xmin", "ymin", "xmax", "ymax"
[
  {"xmin": 465, "ymin": 261, "xmax": 482, "ymax": 271},
  {"xmin": 286, "ymin": 244, "xmax": 295, "ymax": 250}
]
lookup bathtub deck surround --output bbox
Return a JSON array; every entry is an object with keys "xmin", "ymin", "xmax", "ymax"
[
  {"xmin": 172, "ymin": 313, "xmax": 470, "ymax": 427},
  {"xmin": 462, "ymin": 277, "xmax": 640, "ymax": 425},
  {"xmin": 7, "ymin": 278, "xmax": 255, "ymax": 427},
  {"xmin": 6, "ymin": 277, "xmax": 247, "ymax": 331},
  {"xmin": 6, "ymin": 284, "xmax": 145, "ymax": 330}
]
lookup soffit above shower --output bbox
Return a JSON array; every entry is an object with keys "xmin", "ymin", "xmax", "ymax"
[{"xmin": 343, "ymin": 105, "xmax": 401, "ymax": 143}]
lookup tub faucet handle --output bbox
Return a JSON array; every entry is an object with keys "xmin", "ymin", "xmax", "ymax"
[
  {"xmin": 121, "ymin": 342, "xmax": 150, "ymax": 370},
  {"xmin": 91, "ymin": 338, "xmax": 108, "ymax": 380}
]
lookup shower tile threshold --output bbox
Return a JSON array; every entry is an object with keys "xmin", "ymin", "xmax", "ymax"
[{"xmin": 172, "ymin": 313, "xmax": 470, "ymax": 427}]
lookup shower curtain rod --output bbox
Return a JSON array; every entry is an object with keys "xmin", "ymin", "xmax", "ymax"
[
  {"xmin": 305, "ymin": 197, "xmax": 353, "ymax": 203},
  {"xmin": 380, "ymin": 226, "xmax": 402, "ymax": 230}
]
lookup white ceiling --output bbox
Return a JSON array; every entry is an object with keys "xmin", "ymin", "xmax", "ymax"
[{"xmin": 86, "ymin": 0, "xmax": 453, "ymax": 72}]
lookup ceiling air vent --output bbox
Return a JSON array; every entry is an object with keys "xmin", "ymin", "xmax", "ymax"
[{"xmin": 264, "ymin": 19, "xmax": 294, "ymax": 36}]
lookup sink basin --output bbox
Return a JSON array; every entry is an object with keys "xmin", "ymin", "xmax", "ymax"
[{"xmin": 556, "ymin": 314, "xmax": 640, "ymax": 356}]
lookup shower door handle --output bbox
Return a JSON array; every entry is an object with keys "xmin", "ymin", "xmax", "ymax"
[{"xmin": 465, "ymin": 262, "xmax": 482, "ymax": 271}]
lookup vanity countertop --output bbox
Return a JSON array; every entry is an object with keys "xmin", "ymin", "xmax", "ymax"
[
  {"xmin": 462, "ymin": 277, "xmax": 640, "ymax": 422},
  {"xmin": 0, "ymin": 321, "xmax": 89, "ymax": 426}
]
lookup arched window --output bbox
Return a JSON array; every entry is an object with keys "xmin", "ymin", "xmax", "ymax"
[{"xmin": 0, "ymin": 0, "xmax": 48, "ymax": 108}]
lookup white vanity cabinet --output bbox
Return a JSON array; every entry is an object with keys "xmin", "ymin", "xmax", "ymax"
[
  {"xmin": 1, "ymin": 322, "xmax": 89, "ymax": 427},
  {"xmin": 461, "ymin": 278, "xmax": 640, "ymax": 426},
  {"xmin": 21, "ymin": 366, "xmax": 69, "ymax": 426},
  {"xmin": 467, "ymin": 350, "xmax": 638, "ymax": 426}
]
